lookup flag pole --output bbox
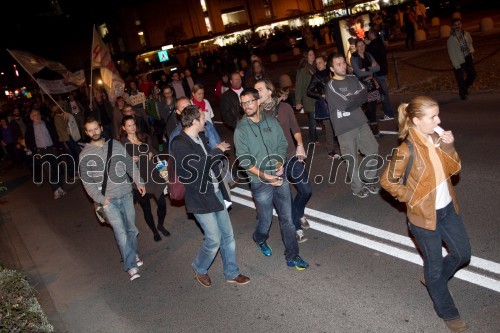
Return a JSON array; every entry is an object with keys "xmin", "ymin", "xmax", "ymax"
[
  {"xmin": 6, "ymin": 49, "xmax": 65, "ymax": 113},
  {"xmin": 89, "ymin": 25, "xmax": 95, "ymax": 110}
]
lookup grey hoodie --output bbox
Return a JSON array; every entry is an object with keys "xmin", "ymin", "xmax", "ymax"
[{"xmin": 79, "ymin": 139, "xmax": 143, "ymax": 204}]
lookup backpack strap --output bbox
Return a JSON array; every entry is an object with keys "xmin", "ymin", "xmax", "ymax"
[
  {"xmin": 402, "ymin": 138, "xmax": 414, "ymax": 185},
  {"xmin": 101, "ymin": 139, "xmax": 113, "ymax": 196}
]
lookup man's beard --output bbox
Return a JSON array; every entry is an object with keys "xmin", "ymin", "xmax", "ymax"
[
  {"xmin": 246, "ymin": 109, "xmax": 258, "ymax": 118},
  {"xmin": 91, "ymin": 133, "xmax": 103, "ymax": 141}
]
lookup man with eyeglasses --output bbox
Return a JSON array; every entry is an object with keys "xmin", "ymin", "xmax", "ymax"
[
  {"xmin": 234, "ymin": 88, "xmax": 309, "ymax": 271},
  {"xmin": 255, "ymin": 78, "xmax": 312, "ymax": 244},
  {"xmin": 447, "ymin": 18, "xmax": 476, "ymax": 100}
]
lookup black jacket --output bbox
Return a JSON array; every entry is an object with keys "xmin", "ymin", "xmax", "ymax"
[
  {"xmin": 220, "ymin": 89, "xmax": 242, "ymax": 129},
  {"xmin": 366, "ymin": 36, "xmax": 388, "ymax": 76},
  {"xmin": 307, "ymin": 69, "xmax": 330, "ymax": 100},
  {"xmin": 171, "ymin": 131, "xmax": 230, "ymax": 214}
]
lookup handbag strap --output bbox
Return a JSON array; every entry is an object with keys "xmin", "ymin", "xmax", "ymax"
[
  {"xmin": 402, "ymin": 138, "xmax": 414, "ymax": 185},
  {"xmin": 101, "ymin": 139, "xmax": 113, "ymax": 196}
]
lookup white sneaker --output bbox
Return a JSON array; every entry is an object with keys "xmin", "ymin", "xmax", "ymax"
[
  {"xmin": 296, "ymin": 230, "xmax": 308, "ymax": 243},
  {"xmin": 299, "ymin": 217, "xmax": 310, "ymax": 230},
  {"xmin": 54, "ymin": 190, "xmax": 61, "ymax": 200},
  {"xmin": 57, "ymin": 187, "xmax": 66, "ymax": 196},
  {"xmin": 136, "ymin": 255, "xmax": 143, "ymax": 267},
  {"xmin": 379, "ymin": 115, "xmax": 395, "ymax": 121},
  {"xmin": 128, "ymin": 267, "xmax": 141, "ymax": 281}
]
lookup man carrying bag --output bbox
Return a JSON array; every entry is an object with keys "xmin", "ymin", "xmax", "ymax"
[{"xmin": 79, "ymin": 117, "xmax": 146, "ymax": 281}]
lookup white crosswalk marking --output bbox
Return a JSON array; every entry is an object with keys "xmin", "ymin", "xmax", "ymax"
[{"xmin": 231, "ymin": 187, "xmax": 500, "ymax": 293}]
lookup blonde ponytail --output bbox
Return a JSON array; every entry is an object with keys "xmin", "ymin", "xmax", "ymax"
[
  {"xmin": 397, "ymin": 96, "xmax": 438, "ymax": 139},
  {"xmin": 398, "ymin": 103, "xmax": 410, "ymax": 139}
]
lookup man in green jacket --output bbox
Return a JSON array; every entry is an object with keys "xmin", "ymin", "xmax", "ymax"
[{"xmin": 234, "ymin": 88, "xmax": 309, "ymax": 270}]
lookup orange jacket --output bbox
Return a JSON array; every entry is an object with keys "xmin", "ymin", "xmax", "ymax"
[{"xmin": 380, "ymin": 128, "xmax": 461, "ymax": 230}]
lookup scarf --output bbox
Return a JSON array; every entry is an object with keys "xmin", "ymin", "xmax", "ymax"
[
  {"xmin": 259, "ymin": 97, "xmax": 280, "ymax": 117},
  {"xmin": 192, "ymin": 98, "xmax": 206, "ymax": 112},
  {"xmin": 453, "ymin": 30, "xmax": 471, "ymax": 57}
]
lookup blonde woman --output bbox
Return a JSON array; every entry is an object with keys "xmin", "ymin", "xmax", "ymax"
[
  {"xmin": 381, "ymin": 96, "xmax": 470, "ymax": 332},
  {"xmin": 191, "ymin": 84, "xmax": 214, "ymax": 123}
]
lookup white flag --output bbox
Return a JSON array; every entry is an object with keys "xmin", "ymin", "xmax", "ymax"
[{"xmin": 91, "ymin": 27, "xmax": 124, "ymax": 102}]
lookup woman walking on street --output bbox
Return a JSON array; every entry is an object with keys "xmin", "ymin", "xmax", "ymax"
[
  {"xmin": 295, "ymin": 49, "xmax": 317, "ymax": 144},
  {"xmin": 121, "ymin": 115, "xmax": 171, "ymax": 242},
  {"xmin": 381, "ymin": 96, "xmax": 471, "ymax": 332},
  {"xmin": 350, "ymin": 38, "xmax": 381, "ymax": 137},
  {"xmin": 307, "ymin": 54, "xmax": 339, "ymax": 158}
]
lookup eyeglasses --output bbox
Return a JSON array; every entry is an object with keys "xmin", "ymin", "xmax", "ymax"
[{"xmin": 240, "ymin": 99, "xmax": 257, "ymax": 107}]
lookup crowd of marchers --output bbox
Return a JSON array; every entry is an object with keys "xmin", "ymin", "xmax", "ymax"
[{"xmin": 0, "ymin": 17, "xmax": 476, "ymax": 332}]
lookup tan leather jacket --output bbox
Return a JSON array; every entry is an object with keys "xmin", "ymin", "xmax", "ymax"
[{"xmin": 380, "ymin": 128, "xmax": 461, "ymax": 230}]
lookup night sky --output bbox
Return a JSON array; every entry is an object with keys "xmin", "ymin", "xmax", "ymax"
[{"xmin": 0, "ymin": 0, "xmax": 145, "ymax": 87}]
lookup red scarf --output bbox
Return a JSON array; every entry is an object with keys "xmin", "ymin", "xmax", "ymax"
[{"xmin": 192, "ymin": 98, "xmax": 206, "ymax": 111}]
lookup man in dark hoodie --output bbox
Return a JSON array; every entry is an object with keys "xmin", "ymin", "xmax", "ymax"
[{"xmin": 366, "ymin": 28, "xmax": 395, "ymax": 121}]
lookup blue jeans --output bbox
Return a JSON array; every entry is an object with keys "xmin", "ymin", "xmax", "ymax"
[
  {"xmin": 375, "ymin": 75, "xmax": 394, "ymax": 117},
  {"xmin": 103, "ymin": 192, "xmax": 139, "ymax": 272},
  {"xmin": 307, "ymin": 111, "xmax": 318, "ymax": 143},
  {"xmin": 251, "ymin": 180, "xmax": 299, "ymax": 260},
  {"xmin": 193, "ymin": 191, "xmax": 240, "ymax": 280},
  {"xmin": 205, "ymin": 121, "xmax": 221, "ymax": 149},
  {"xmin": 285, "ymin": 156, "xmax": 312, "ymax": 231},
  {"xmin": 408, "ymin": 202, "xmax": 471, "ymax": 320}
]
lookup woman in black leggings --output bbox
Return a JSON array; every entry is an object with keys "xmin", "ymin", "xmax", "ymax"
[{"xmin": 121, "ymin": 113, "xmax": 170, "ymax": 241}]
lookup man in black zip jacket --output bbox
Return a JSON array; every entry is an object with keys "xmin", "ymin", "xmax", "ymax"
[{"xmin": 171, "ymin": 105, "xmax": 249, "ymax": 288}]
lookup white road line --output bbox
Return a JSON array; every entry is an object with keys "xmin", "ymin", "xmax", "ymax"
[
  {"xmin": 232, "ymin": 187, "xmax": 500, "ymax": 275},
  {"xmin": 232, "ymin": 188, "xmax": 500, "ymax": 292}
]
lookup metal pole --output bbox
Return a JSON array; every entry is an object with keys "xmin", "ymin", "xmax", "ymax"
[
  {"xmin": 89, "ymin": 26, "xmax": 95, "ymax": 110},
  {"xmin": 392, "ymin": 51, "xmax": 400, "ymax": 90}
]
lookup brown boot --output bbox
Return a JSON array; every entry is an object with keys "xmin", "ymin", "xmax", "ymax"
[{"xmin": 444, "ymin": 317, "xmax": 468, "ymax": 332}]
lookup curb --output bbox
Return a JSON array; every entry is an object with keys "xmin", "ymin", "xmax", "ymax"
[{"xmin": 0, "ymin": 201, "xmax": 68, "ymax": 332}]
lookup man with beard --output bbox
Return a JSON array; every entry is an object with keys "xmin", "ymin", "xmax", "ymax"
[
  {"xmin": 79, "ymin": 118, "xmax": 146, "ymax": 281},
  {"xmin": 447, "ymin": 18, "xmax": 476, "ymax": 100},
  {"xmin": 325, "ymin": 53, "xmax": 380, "ymax": 199},
  {"xmin": 255, "ymin": 79, "xmax": 312, "ymax": 243},
  {"xmin": 234, "ymin": 88, "xmax": 309, "ymax": 271}
]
